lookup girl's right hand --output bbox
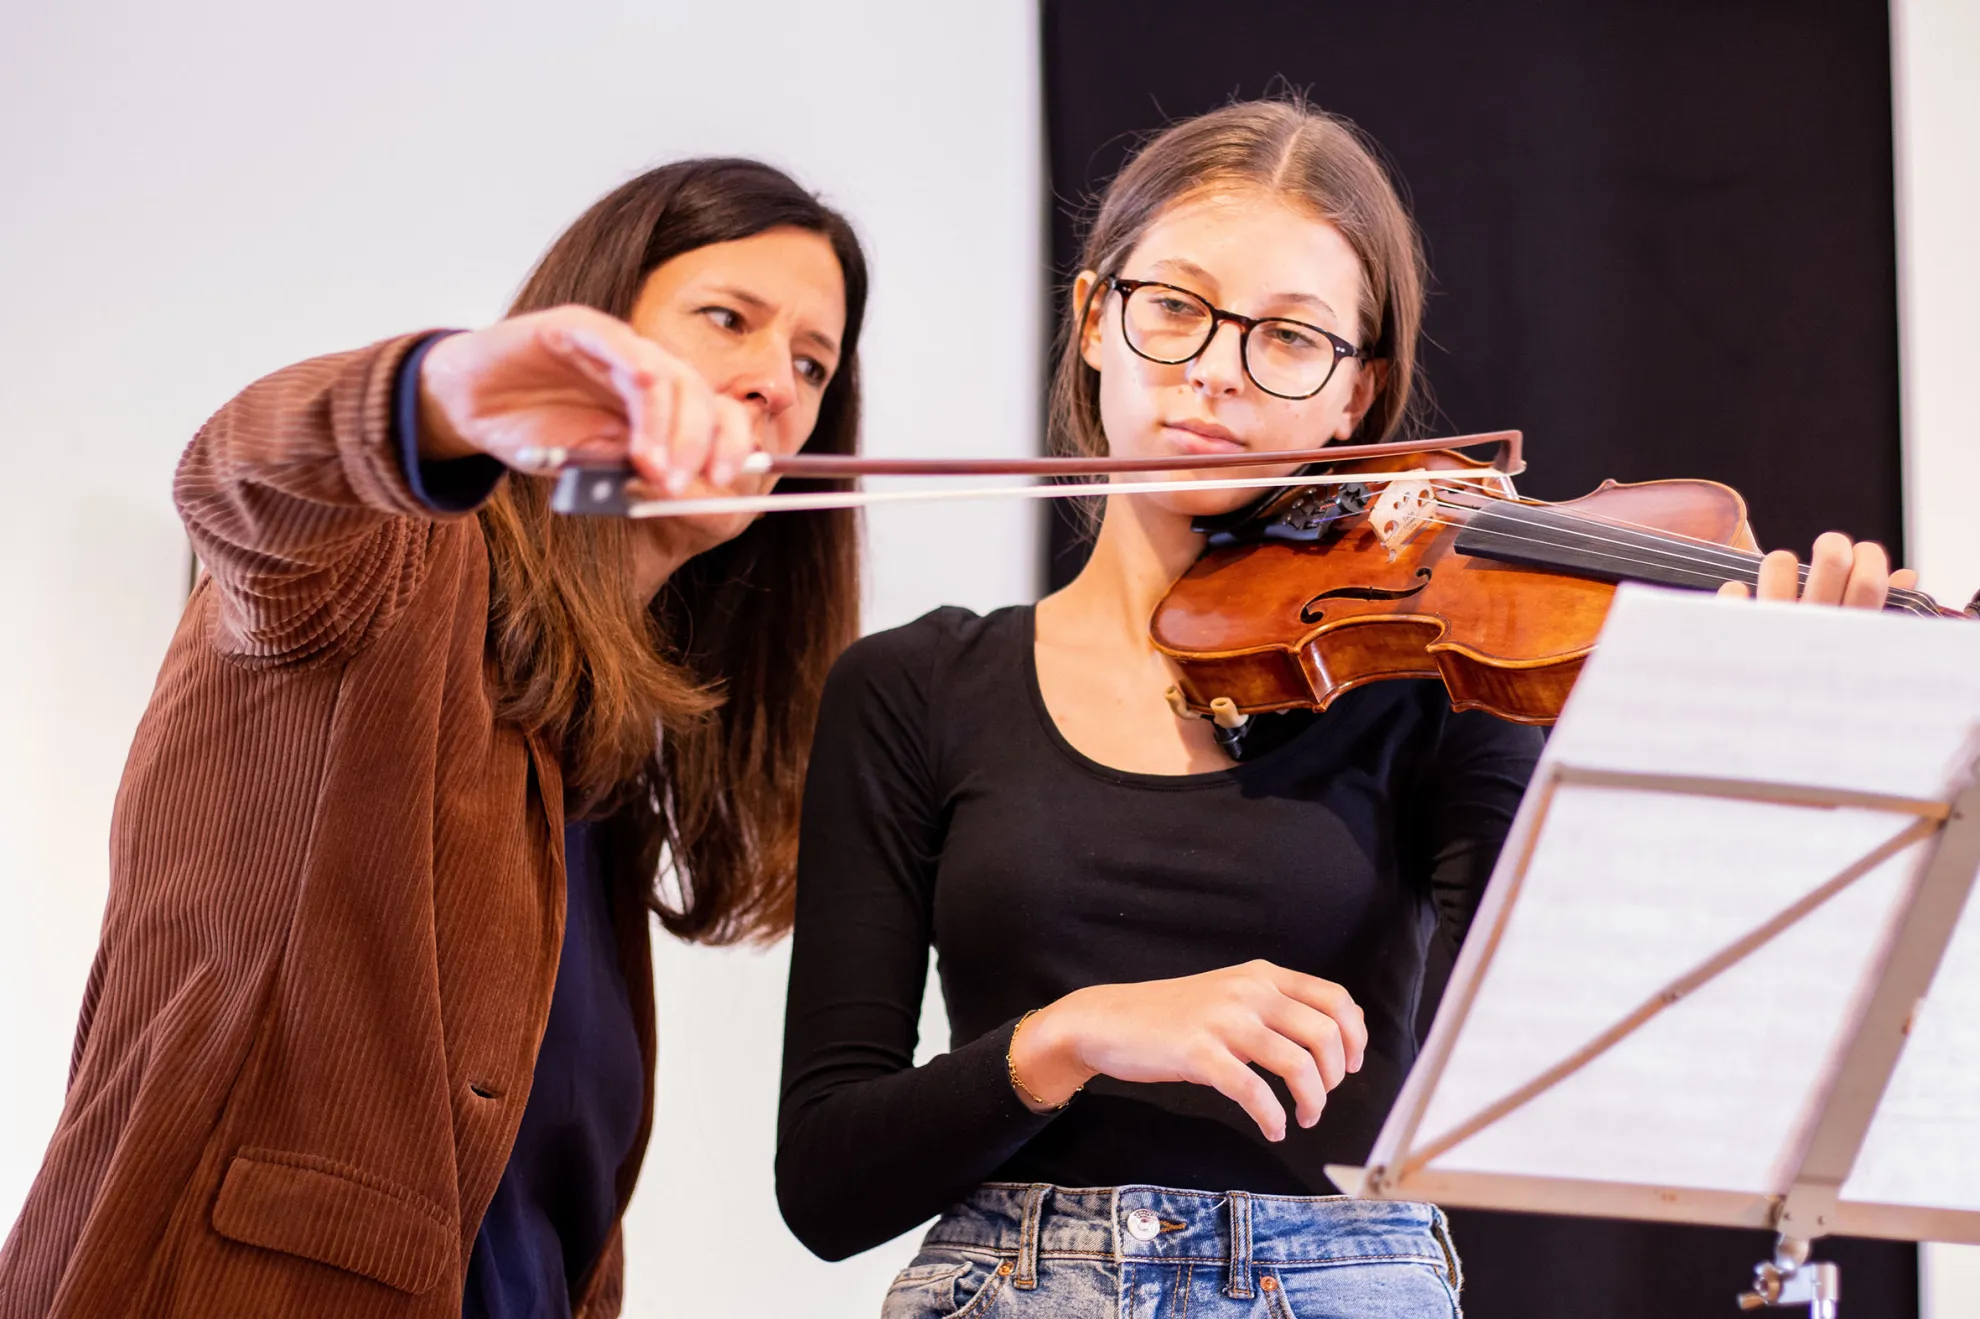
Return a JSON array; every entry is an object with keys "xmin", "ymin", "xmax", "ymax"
[
  {"xmin": 1009, "ymin": 960, "xmax": 1368, "ymax": 1142},
  {"xmin": 415, "ymin": 305, "xmax": 759, "ymax": 494}
]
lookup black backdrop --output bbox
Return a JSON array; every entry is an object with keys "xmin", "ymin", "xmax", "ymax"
[
  {"xmin": 1042, "ymin": 0, "xmax": 1904, "ymax": 588},
  {"xmin": 1040, "ymin": 1, "xmax": 1916, "ymax": 1314}
]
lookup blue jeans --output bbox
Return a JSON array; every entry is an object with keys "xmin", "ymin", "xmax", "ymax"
[{"xmin": 881, "ymin": 1184, "xmax": 1462, "ymax": 1318}]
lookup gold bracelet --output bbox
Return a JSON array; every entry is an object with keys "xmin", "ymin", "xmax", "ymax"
[{"xmin": 1008, "ymin": 1008, "xmax": 1081, "ymax": 1111}]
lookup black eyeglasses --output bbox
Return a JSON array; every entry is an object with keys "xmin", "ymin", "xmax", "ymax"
[{"xmin": 1103, "ymin": 276, "xmax": 1366, "ymax": 400}]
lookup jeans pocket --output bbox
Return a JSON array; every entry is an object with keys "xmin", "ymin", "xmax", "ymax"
[
  {"xmin": 887, "ymin": 1251, "xmax": 1021, "ymax": 1307},
  {"xmin": 882, "ymin": 1260, "xmax": 969, "ymax": 1319},
  {"xmin": 883, "ymin": 1250, "xmax": 1016, "ymax": 1319},
  {"xmin": 1267, "ymin": 1260, "xmax": 1460, "ymax": 1319}
]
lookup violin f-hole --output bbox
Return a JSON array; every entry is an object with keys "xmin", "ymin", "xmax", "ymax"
[{"xmin": 1298, "ymin": 567, "xmax": 1433, "ymax": 624}]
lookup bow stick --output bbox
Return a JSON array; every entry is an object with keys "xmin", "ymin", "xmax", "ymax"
[{"xmin": 547, "ymin": 430, "xmax": 1522, "ymax": 518}]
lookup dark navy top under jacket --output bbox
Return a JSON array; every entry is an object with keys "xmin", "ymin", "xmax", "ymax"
[
  {"xmin": 391, "ymin": 335, "xmax": 645, "ymax": 1314},
  {"xmin": 461, "ymin": 822, "xmax": 645, "ymax": 1318},
  {"xmin": 775, "ymin": 605, "xmax": 1543, "ymax": 1261}
]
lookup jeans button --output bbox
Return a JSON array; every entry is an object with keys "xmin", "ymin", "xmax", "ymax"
[{"xmin": 1126, "ymin": 1208, "xmax": 1162, "ymax": 1242}]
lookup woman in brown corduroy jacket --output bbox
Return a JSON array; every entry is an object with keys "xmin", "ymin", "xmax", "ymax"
[{"xmin": 0, "ymin": 158, "xmax": 867, "ymax": 1318}]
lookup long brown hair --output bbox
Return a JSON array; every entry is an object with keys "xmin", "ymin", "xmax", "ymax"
[
  {"xmin": 1049, "ymin": 97, "xmax": 1428, "ymax": 465},
  {"xmin": 481, "ymin": 158, "xmax": 866, "ymax": 945}
]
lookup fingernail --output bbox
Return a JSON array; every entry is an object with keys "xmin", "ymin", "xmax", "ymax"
[
  {"xmin": 665, "ymin": 470, "xmax": 688, "ymax": 495},
  {"xmin": 711, "ymin": 463, "xmax": 735, "ymax": 485}
]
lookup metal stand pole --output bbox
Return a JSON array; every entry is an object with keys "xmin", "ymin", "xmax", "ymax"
[{"xmin": 1737, "ymin": 1236, "xmax": 1840, "ymax": 1316}]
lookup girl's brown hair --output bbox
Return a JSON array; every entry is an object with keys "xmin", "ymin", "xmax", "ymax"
[
  {"xmin": 1049, "ymin": 98, "xmax": 1428, "ymax": 462},
  {"xmin": 481, "ymin": 158, "xmax": 866, "ymax": 945}
]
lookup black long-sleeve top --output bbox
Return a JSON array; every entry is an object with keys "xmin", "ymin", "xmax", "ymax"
[{"xmin": 775, "ymin": 605, "xmax": 1541, "ymax": 1261}]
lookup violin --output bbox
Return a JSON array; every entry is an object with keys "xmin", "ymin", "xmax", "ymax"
[
  {"xmin": 550, "ymin": 428, "xmax": 1966, "ymax": 728},
  {"xmin": 1152, "ymin": 433, "xmax": 1960, "ymax": 727}
]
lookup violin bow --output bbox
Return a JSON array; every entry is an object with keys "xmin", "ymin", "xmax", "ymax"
[{"xmin": 547, "ymin": 430, "xmax": 1524, "ymax": 518}]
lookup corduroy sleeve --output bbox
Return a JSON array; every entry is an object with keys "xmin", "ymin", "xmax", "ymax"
[{"xmin": 173, "ymin": 332, "xmax": 500, "ymax": 665}]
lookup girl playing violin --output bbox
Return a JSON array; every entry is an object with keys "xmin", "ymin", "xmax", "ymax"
[{"xmin": 775, "ymin": 99, "xmax": 1907, "ymax": 1318}]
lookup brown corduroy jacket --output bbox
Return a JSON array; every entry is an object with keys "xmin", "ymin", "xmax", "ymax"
[{"xmin": 0, "ymin": 335, "xmax": 655, "ymax": 1318}]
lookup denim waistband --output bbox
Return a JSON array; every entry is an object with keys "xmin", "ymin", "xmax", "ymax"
[{"xmin": 921, "ymin": 1183, "xmax": 1458, "ymax": 1300}]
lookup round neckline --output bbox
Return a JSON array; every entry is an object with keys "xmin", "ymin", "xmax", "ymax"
[{"xmin": 1018, "ymin": 603, "xmax": 1320, "ymax": 790}]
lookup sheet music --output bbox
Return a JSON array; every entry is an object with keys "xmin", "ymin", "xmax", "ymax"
[
  {"xmin": 1392, "ymin": 587, "xmax": 1980, "ymax": 1214},
  {"xmin": 1548, "ymin": 587, "xmax": 1980, "ymax": 798},
  {"xmin": 1843, "ymin": 876, "xmax": 1980, "ymax": 1212}
]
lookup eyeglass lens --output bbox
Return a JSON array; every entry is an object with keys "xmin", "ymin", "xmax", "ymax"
[{"xmin": 1120, "ymin": 283, "xmax": 1341, "ymax": 399}]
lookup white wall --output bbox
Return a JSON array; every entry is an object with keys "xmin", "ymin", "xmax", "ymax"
[
  {"xmin": 1893, "ymin": 2, "xmax": 1980, "ymax": 1315},
  {"xmin": 0, "ymin": 2, "xmax": 1040, "ymax": 1314},
  {"xmin": 1895, "ymin": 0, "xmax": 1980, "ymax": 610}
]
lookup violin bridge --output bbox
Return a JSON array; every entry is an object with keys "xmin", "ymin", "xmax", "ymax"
[{"xmin": 1367, "ymin": 480, "xmax": 1437, "ymax": 560}]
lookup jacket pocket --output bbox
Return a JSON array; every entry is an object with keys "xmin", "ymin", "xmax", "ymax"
[{"xmin": 209, "ymin": 1147, "xmax": 456, "ymax": 1294}]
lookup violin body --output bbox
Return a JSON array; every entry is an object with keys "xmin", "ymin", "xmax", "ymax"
[{"xmin": 1152, "ymin": 451, "xmax": 1755, "ymax": 725}]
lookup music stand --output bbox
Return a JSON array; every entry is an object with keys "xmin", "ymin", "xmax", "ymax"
[{"xmin": 1330, "ymin": 587, "xmax": 1980, "ymax": 1317}]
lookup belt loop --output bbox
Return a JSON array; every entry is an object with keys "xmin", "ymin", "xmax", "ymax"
[
  {"xmin": 1225, "ymin": 1190, "xmax": 1254, "ymax": 1299},
  {"xmin": 1015, "ymin": 1183, "xmax": 1049, "ymax": 1291}
]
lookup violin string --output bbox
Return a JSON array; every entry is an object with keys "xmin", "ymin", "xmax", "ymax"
[
  {"xmin": 1418, "ymin": 512, "xmax": 1837, "ymax": 596},
  {"xmin": 1424, "ymin": 483, "xmax": 1772, "ymax": 569},
  {"xmin": 1321, "ymin": 478, "xmax": 1931, "ymax": 614},
  {"xmin": 1371, "ymin": 476, "xmax": 1768, "ymax": 575},
  {"xmin": 1213, "ymin": 468, "xmax": 1936, "ymax": 616},
  {"xmin": 1334, "ymin": 477, "xmax": 1738, "ymax": 565},
  {"xmin": 1404, "ymin": 485, "xmax": 1940, "ymax": 617},
  {"xmin": 1341, "ymin": 486, "xmax": 1754, "ymax": 580},
  {"xmin": 1416, "ymin": 481, "xmax": 1838, "ymax": 580},
  {"xmin": 1429, "ymin": 500, "xmax": 1941, "ymax": 617},
  {"xmin": 1318, "ymin": 492, "xmax": 1734, "ymax": 579},
  {"xmin": 1454, "ymin": 490, "xmax": 1944, "ymax": 617},
  {"xmin": 1423, "ymin": 478, "xmax": 1931, "ymax": 605}
]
